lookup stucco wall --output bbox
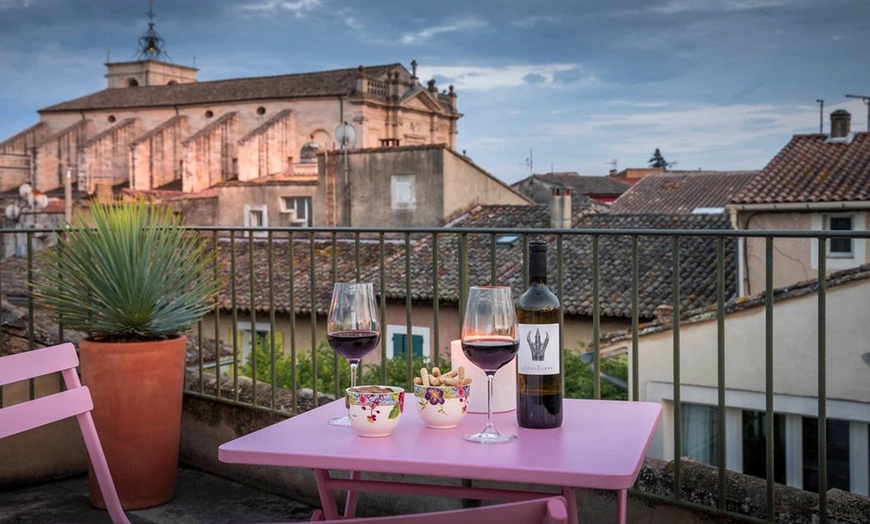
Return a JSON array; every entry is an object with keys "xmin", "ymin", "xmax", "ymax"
[
  {"xmin": 345, "ymin": 146, "xmax": 445, "ymax": 227},
  {"xmin": 442, "ymin": 152, "xmax": 530, "ymax": 219},
  {"xmin": 742, "ymin": 211, "xmax": 870, "ymax": 294},
  {"xmin": 620, "ymin": 278, "xmax": 870, "ymax": 469}
]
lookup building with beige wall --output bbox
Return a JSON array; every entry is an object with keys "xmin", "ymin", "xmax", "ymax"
[
  {"xmin": 0, "ymin": 55, "xmax": 461, "ymax": 202},
  {"xmin": 600, "ymin": 266, "xmax": 870, "ymax": 497},
  {"xmin": 729, "ymin": 110, "xmax": 870, "ymax": 294}
]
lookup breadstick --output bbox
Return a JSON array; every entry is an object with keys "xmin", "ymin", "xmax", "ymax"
[
  {"xmin": 432, "ymin": 367, "xmax": 441, "ymax": 377},
  {"xmin": 445, "ymin": 369, "xmax": 458, "ymax": 378},
  {"xmin": 440, "ymin": 376, "xmax": 458, "ymax": 386},
  {"xmin": 420, "ymin": 367, "xmax": 431, "ymax": 386},
  {"xmin": 413, "ymin": 377, "xmax": 423, "ymax": 385},
  {"xmin": 459, "ymin": 377, "xmax": 472, "ymax": 386},
  {"xmin": 458, "ymin": 366, "xmax": 465, "ymax": 380}
]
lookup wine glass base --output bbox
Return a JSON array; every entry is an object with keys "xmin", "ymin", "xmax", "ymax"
[
  {"xmin": 328, "ymin": 415, "xmax": 352, "ymax": 427},
  {"xmin": 463, "ymin": 431, "xmax": 517, "ymax": 444}
]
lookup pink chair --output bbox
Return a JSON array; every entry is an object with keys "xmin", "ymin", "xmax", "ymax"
[
  {"xmin": 312, "ymin": 496, "xmax": 569, "ymax": 524},
  {"xmin": 0, "ymin": 342, "xmax": 131, "ymax": 524}
]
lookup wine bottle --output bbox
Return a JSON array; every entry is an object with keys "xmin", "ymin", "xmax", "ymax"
[{"xmin": 516, "ymin": 240, "xmax": 562, "ymax": 428}]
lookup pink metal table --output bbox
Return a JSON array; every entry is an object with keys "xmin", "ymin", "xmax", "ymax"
[{"xmin": 219, "ymin": 398, "xmax": 661, "ymax": 524}]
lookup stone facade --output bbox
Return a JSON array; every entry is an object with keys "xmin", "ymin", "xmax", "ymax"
[{"xmin": 0, "ymin": 60, "xmax": 461, "ymax": 202}]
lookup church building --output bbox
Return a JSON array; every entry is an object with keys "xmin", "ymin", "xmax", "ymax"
[{"xmin": 0, "ymin": 8, "xmax": 531, "ymax": 228}]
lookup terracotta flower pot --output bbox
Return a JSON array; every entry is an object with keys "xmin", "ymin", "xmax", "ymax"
[{"xmin": 79, "ymin": 335, "xmax": 187, "ymax": 510}]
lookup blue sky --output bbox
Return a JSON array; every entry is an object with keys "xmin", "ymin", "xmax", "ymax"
[{"xmin": 1, "ymin": 0, "xmax": 869, "ymax": 184}]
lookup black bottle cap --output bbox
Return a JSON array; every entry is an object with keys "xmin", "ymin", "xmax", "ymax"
[
  {"xmin": 529, "ymin": 240, "xmax": 547, "ymax": 278},
  {"xmin": 529, "ymin": 240, "xmax": 547, "ymax": 252}
]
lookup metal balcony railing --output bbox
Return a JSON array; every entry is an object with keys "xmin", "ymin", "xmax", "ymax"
[{"xmin": 2, "ymin": 225, "xmax": 868, "ymax": 523}]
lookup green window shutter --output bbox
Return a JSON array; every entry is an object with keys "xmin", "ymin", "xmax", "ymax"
[{"xmin": 392, "ymin": 333, "xmax": 424, "ymax": 359}]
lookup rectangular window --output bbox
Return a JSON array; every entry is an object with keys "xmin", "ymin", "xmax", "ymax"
[
  {"xmin": 742, "ymin": 410, "xmax": 786, "ymax": 484},
  {"xmin": 681, "ymin": 403, "xmax": 720, "ymax": 466},
  {"xmin": 802, "ymin": 417, "xmax": 851, "ymax": 492},
  {"xmin": 385, "ymin": 325, "xmax": 429, "ymax": 360},
  {"xmin": 392, "ymin": 333, "xmax": 424, "ymax": 359},
  {"xmin": 280, "ymin": 196, "xmax": 312, "ymax": 226},
  {"xmin": 391, "ymin": 175, "xmax": 416, "ymax": 210},
  {"xmin": 828, "ymin": 215, "xmax": 853, "ymax": 257},
  {"xmin": 243, "ymin": 204, "xmax": 268, "ymax": 237}
]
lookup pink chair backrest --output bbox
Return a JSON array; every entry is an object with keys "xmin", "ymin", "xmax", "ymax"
[
  {"xmin": 0, "ymin": 343, "xmax": 131, "ymax": 524},
  {"xmin": 316, "ymin": 496, "xmax": 569, "ymax": 524}
]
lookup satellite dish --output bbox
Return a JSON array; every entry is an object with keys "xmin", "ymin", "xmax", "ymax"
[
  {"xmin": 5, "ymin": 205, "xmax": 20, "ymax": 220},
  {"xmin": 18, "ymin": 183, "xmax": 32, "ymax": 198},
  {"xmin": 335, "ymin": 122, "xmax": 356, "ymax": 149}
]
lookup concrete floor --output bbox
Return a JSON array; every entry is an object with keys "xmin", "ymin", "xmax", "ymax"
[{"xmin": 0, "ymin": 467, "xmax": 317, "ymax": 524}]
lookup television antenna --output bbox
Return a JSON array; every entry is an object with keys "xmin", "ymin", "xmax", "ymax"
[
  {"xmin": 606, "ymin": 159, "xmax": 617, "ymax": 174},
  {"xmin": 845, "ymin": 94, "xmax": 870, "ymax": 132},
  {"xmin": 520, "ymin": 149, "xmax": 533, "ymax": 177},
  {"xmin": 815, "ymin": 99, "xmax": 824, "ymax": 133}
]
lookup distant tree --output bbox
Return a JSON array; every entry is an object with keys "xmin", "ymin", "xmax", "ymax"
[{"xmin": 648, "ymin": 148, "xmax": 671, "ymax": 170}]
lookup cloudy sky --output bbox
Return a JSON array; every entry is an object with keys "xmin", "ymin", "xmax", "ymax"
[{"xmin": 1, "ymin": 0, "xmax": 869, "ymax": 184}]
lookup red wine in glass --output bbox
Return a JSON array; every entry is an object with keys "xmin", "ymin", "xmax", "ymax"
[
  {"xmin": 461, "ymin": 337, "xmax": 519, "ymax": 374},
  {"xmin": 327, "ymin": 330, "xmax": 380, "ymax": 364}
]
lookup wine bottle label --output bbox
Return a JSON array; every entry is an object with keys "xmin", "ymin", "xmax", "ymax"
[{"xmin": 517, "ymin": 323, "xmax": 560, "ymax": 375}]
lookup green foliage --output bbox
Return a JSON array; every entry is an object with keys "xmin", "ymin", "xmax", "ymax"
[
  {"xmin": 564, "ymin": 350, "xmax": 628, "ymax": 400},
  {"xmin": 240, "ymin": 336, "xmax": 626, "ymax": 402},
  {"xmin": 240, "ymin": 339, "xmax": 451, "ymax": 397},
  {"xmin": 648, "ymin": 147, "xmax": 671, "ymax": 170},
  {"xmin": 32, "ymin": 199, "xmax": 221, "ymax": 341}
]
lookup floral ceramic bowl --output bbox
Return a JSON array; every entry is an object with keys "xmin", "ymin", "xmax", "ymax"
[
  {"xmin": 414, "ymin": 384, "xmax": 471, "ymax": 429},
  {"xmin": 345, "ymin": 385, "xmax": 404, "ymax": 437}
]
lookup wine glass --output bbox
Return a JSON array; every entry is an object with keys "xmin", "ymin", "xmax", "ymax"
[
  {"xmin": 327, "ymin": 282, "xmax": 381, "ymax": 427},
  {"xmin": 460, "ymin": 286, "xmax": 519, "ymax": 444}
]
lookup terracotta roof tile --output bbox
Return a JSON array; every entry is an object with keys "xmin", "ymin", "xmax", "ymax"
[
  {"xmin": 731, "ymin": 133, "xmax": 870, "ymax": 204},
  {"xmin": 610, "ymin": 171, "xmax": 757, "ymax": 214},
  {"xmin": 378, "ymin": 208, "xmax": 736, "ymax": 319},
  {"xmin": 40, "ymin": 64, "xmax": 404, "ymax": 113}
]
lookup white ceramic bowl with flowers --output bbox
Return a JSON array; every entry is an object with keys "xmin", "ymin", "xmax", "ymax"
[
  {"xmin": 414, "ymin": 384, "xmax": 471, "ymax": 429},
  {"xmin": 345, "ymin": 385, "xmax": 404, "ymax": 437}
]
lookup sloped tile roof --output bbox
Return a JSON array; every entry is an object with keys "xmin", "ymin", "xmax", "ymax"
[
  {"xmin": 40, "ymin": 64, "xmax": 404, "ymax": 112},
  {"xmin": 539, "ymin": 172, "xmax": 631, "ymax": 195},
  {"xmin": 731, "ymin": 132, "xmax": 870, "ymax": 204},
  {"xmin": 377, "ymin": 209, "xmax": 736, "ymax": 320},
  {"xmin": 610, "ymin": 171, "xmax": 757, "ymax": 214},
  {"xmin": 215, "ymin": 237, "xmax": 407, "ymax": 315},
  {"xmin": 600, "ymin": 263, "xmax": 870, "ymax": 345}
]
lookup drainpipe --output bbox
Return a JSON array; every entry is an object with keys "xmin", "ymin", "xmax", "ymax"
[{"xmin": 64, "ymin": 167, "xmax": 73, "ymax": 224}]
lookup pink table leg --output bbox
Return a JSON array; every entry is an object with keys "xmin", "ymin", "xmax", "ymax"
[
  {"xmin": 343, "ymin": 470, "xmax": 361, "ymax": 517},
  {"xmin": 312, "ymin": 468, "xmax": 341, "ymax": 520},
  {"xmin": 616, "ymin": 489, "xmax": 627, "ymax": 524},
  {"xmin": 561, "ymin": 486, "xmax": 579, "ymax": 524}
]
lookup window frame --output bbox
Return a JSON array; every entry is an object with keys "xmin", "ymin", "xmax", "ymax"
[{"xmin": 385, "ymin": 324, "xmax": 430, "ymax": 361}]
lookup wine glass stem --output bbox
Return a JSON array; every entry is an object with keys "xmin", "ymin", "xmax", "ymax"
[
  {"xmin": 485, "ymin": 374, "xmax": 496, "ymax": 433},
  {"xmin": 350, "ymin": 362, "xmax": 358, "ymax": 389}
]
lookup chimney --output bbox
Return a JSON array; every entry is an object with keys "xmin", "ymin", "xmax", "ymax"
[
  {"xmin": 550, "ymin": 188, "xmax": 572, "ymax": 229},
  {"xmin": 830, "ymin": 110, "xmax": 851, "ymax": 138}
]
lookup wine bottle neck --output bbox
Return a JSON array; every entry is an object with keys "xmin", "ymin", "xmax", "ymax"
[{"xmin": 529, "ymin": 249, "xmax": 548, "ymax": 281}]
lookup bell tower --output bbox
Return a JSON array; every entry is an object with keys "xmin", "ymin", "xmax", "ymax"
[{"xmin": 105, "ymin": 0, "xmax": 198, "ymax": 88}]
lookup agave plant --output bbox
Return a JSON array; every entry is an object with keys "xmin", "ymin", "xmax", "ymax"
[{"xmin": 32, "ymin": 199, "xmax": 221, "ymax": 342}]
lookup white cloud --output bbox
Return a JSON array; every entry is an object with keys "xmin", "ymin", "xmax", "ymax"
[
  {"xmin": 400, "ymin": 19, "xmax": 488, "ymax": 45},
  {"xmin": 418, "ymin": 64, "xmax": 597, "ymax": 91},
  {"xmin": 511, "ymin": 16, "xmax": 559, "ymax": 27},
  {"xmin": 649, "ymin": 0, "xmax": 788, "ymax": 15},
  {"xmin": 237, "ymin": 0, "xmax": 321, "ymax": 17},
  {"xmin": 0, "ymin": 0, "xmax": 34, "ymax": 9}
]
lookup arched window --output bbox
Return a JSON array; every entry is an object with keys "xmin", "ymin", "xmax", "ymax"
[
  {"xmin": 127, "ymin": 78, "xmax": 139, "ymax": 87},
  {"xmin": 167, "ymin": 80, "xmax": 178, "ymax": 85}
]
